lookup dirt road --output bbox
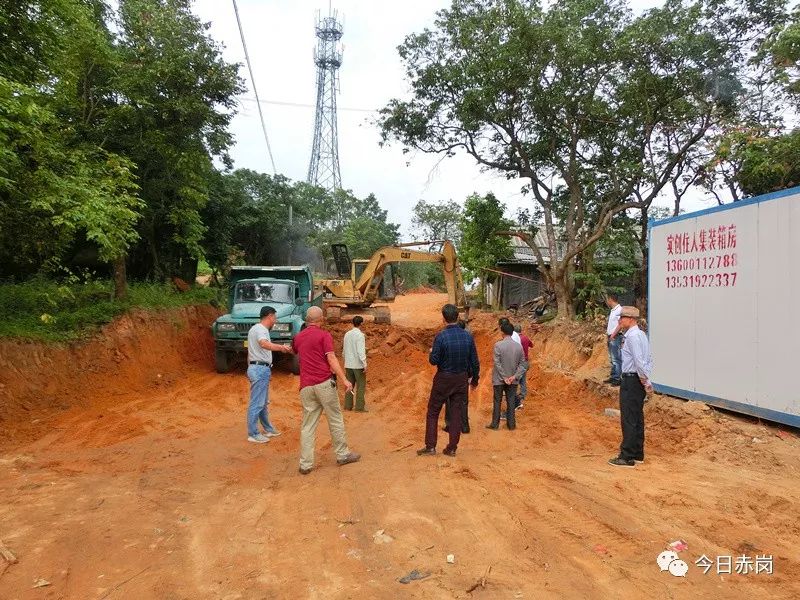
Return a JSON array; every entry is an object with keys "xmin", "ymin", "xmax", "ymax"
[{"xmin": 1, "ymin": 294, "xmax": 799, "ymax": 598}]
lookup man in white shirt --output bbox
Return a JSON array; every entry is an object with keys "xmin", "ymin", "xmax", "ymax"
[
  {"xmin": 605, "ymin": 293, "xmax": 623, "ymax": 387},
  {"xmin": 343, "ymin": 316, "xmax": 368, "ymax": 411},
  {"xmin": 608, "ymin": 306, "xmax": 653, "ymax": 468},
  {"xmin": 246, "ymin": 306, "xmax": 293, "ymax": 444}
]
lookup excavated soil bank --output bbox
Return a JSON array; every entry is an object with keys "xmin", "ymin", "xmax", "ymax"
[{"xmin": 0, "ymin": 294, "xmax": 798, "ymax": 599}]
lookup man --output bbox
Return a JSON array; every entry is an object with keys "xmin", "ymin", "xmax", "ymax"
[
  {"xmin": 487, "ymin": 321, "xmax": 526, "ymax": 431},
  {"xmin": 605, "ymin": 293, "xmax": 623, "ymax": 386},
  {"xmin": 246, "ymin": 306, "xmax": 294, "ymax": 443},
  {"xmin": 500, "ymin": 317, "xmax": 522, "ymax": 346},
  {"xmin": 443, "ymin": 319, "xmax": 473, "ymax": 434},
  {"xmin": 292, "ymin": 306, "xmax": 361, "ymax": 474},
  {"xmin": 418, "ymin": 304, "xmax": 480, "ymax": 457},
  {"xmin": 514, "ymin": 324, "xmax": 533, "ymax": 410},
  {"xmin": 608, "ymin": 306, "xmax": 653, "ymax": 468},
  {"xmin": 343, "ymin": 316, "xmax": 368, "ymax": 412}
]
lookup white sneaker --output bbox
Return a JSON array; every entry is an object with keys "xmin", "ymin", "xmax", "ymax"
[
  {"xmin": 247, "ymin": 434, "xmax": 270, "ymax": 444},
  {"xmin": 264, "ymin": 430, "xmax": 282, "ymax": 438}
]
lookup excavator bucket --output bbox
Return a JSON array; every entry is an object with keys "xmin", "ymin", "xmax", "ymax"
[{"xmin": 331, "ymin": 244, "xmax": 352, "ymax": 279}]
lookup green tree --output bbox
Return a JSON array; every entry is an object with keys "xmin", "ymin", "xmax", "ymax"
[
  {"xmin": 380, "ymin": 0, "xmax": 757, "ymax": 317},
  {"xmin": 411, "ymin": 199, "xmax": 463, "ymax": 245},
  {"xmin": 458, "ymin": 193, "xmax": 513, "ymax": 297},
  {"xmin": 109, "ymin": 0, "xmax": 244, "ymax": 281},
  {"xmin": 0, "ymin": 1, "xmax": 142, "ymax": 294}
]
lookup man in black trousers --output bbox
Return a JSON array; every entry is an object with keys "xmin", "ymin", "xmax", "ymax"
[
  {"xmin": 486, "ymin": 321, "xmax": 525, "ymax": 431},
  {"xmin": 608, "ymin": 306, "xmax": 653, "ymax": 468},
  {"xmin": 418, "ymin": 305, "xmax": 480, "ymax": 457},
  {"xmin": 443, "ymin": 319, "xmax": 473, "ymax": 434}
]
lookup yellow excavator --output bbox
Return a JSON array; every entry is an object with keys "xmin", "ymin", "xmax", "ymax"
[{"xmin": 319, "ymin": 240, "xmax": 467, "ymax": 324}]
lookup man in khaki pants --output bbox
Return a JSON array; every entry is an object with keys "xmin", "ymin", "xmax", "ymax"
[{"xmin": 291, "ymin": 306, "xmax": 361, "ymax": 475}]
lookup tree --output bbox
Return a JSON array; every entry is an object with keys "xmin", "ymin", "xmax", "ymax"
[
  {"xmin": 458, "ymin": 193, "xmax": 513, "ymax": 297},
  {"xmin": 0, "ymin": 1, "xmax": 142, "ymax": 295},
  {"xmin": 109, "ymin": 0, "xmax": 244, "ymax": 282},
  {"xmin": 411, "ymin": 199, "xmax": 463, "ymax": 245},
  {"xmin": 380, "ymin": 0, "xmax": 757, "ymax": 318}
]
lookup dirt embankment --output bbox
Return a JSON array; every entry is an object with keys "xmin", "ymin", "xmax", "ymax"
[
  {"xmin": 1, "ymin": 294, "xmax": 799, "ymax": 599},
  {"xmin": 0, "ymin": 305, "xmax": 220, "ymax": 449}
]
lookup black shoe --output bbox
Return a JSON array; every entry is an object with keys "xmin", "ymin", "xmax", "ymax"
[
  {"xmin": 515, "ymin": 403, "xmax": 524, "ymax": 411},
  {"xmin": 443, "ymin": 448, "xmax": 456, "ymax": 457},
  {"xmin": 355, "ymin": 408, "xmax": 368, "ymax": 412},
  {"xmin": 416, "ymin": 447, "xmax": 436, "ymax": 456},
  {"xmin": 609, "ymin": 380, "xmax": 621, "ymax": 387},
  {"xmin": 507, "ymin": 426, "xmax": 516, "ymax": 431},
  {"xmin": 485, "ymin": 424, "xmax": 499, "ymax": 430},
  {"xmin": 462, "ymin": 426, "xmax": 470, "ymax": 434},
  {"xmin": 299, "ymin": 467, "xmax": 312, "ymax": 475},
  {"xmin": 634, "ymin": 457, "xmax": 644, "ymax": 464},
  {"xmin": 603, "ymin": 378, "xmax": 615, "ymax": 384},
  {"xmin": 608, "ymin": 457, "xmax": 635, "ymax": 468}
]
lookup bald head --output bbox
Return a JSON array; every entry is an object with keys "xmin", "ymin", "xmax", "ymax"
[{"xmin": 306, "ymin": 306, "xmax": 324, "ymax": 323}]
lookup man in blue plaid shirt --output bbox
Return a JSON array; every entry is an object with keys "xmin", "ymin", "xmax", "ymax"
[{"xmin": 417, "ymin": 304, "xmax": 480, "ymax": 457}]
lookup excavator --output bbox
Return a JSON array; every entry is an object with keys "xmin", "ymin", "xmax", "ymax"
[{"xmin": 319, "ymin": 240, "xmax": 467, "ymax": 324}]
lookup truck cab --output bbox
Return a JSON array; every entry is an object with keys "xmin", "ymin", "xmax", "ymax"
[{"xmin": 211, "ymin": 265, "xmax": 321, "ymax": 373}]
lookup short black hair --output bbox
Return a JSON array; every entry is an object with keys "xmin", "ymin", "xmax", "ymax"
[
  {"xmin": 441, "ymin": 303, "xmax": 459, "ymax": 323},
  {"xmin": 606, "ymin": 291, "xmax": 619, "ymax": 302},
  {"xmin": 500, "ymin": 321, "xmax": 514, "ymax": 336},
  {"xmin": 260, "ymin": 305, "xmax": 277, "ymax": 319},
  {"xmin": 352, "ymin": 316, "xmax": 364, "ymax": 326},
  {"xmin": 498, "ymin": 317, "xmax": 510, "ymax": 326}
]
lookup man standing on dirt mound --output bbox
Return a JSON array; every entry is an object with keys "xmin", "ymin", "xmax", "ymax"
[
  {"xmin": 487, "ymin": 321, "xmax": 526, "ymax": 431},
  {"xmin": 608, "ymin": 306, "xmax": 652, "ymax": 468},
  {"xmin": 418, "ymin": 304, "xmax": 480, "ymax": 457},
  {"xmin": 343, "ymin": 316, "xmax": 368, "ymax": 412},
  {"xmin": 246, "ymin": 306, "xmax": 294, "ymax": 444},
  {"xmin": 292, "ymin": 306, "xmax": 361, "ymax": 475}
]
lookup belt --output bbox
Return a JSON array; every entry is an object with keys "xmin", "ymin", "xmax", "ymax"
[
  {"xmin": 249, "ymin": 361, "xmax": 272, "ymax": 367},
  {"xmin": 622, "ymin": 372, "xmax": 639, "ymax": 378}
]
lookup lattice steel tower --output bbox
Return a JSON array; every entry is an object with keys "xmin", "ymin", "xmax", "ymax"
[{"xmin": 307, "ymin": 7, "xmax": 343, "ymax": 191}]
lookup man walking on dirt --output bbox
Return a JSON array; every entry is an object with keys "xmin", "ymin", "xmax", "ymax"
[
  {"xmin": 605, "ymin": 293, "xmax": 623, "ymax": 387},
  {"xmin": 608, "ymin": 306, "xmax": 652, "ymax": 468},
  {"xmin": 514, "ymin": 324, "xmax": 533, "ymax": 410},
  {"xmin": 292, "ymin": 306, "xmax": 361, "ymax": 474},
  {"xmin": 343, "ymin": 316, "xmax": 368, "ymax": 412},
  {"xmin": 246, "ymin": 306, "xmax": 294, "ymax": 444},
  {"xmin": 418, "ymin": 304, "xmax": 480, "ymax": 457},
  {"xmin": 487, "ymin": 321, "xmax": 526, "ymax": 431},
  {"xmin": 443, "ymin": 319, "xmax": 474, "ymax": 434}
]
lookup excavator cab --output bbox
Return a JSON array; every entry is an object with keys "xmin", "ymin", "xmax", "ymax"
[{"xmin": 331, "ymin": 243, "xmax": 352, "ymax": 279}]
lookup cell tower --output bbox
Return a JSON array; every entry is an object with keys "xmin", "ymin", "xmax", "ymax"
[{"xmin": 307, "ymin": 6, "xmax": 343, "ymax": 192}]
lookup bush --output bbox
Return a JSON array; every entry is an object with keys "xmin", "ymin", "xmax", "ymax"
[{"xmin": 0, "ymin": 279, "xmax": 221, "ymax": 342}]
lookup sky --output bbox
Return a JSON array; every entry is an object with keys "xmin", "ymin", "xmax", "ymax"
[{"xmin": 192, "ymin": 0, "xmax": 715, "ymax": 238}]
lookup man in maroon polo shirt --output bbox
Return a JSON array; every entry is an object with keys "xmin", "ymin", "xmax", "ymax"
[{"xmin": 292, "ymin": 306, "xmax": 361, "ymax": 475}]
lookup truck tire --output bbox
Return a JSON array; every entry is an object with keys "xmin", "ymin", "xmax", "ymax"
[
  {"xmin": 374, "ymin": 306, "xmax": 391, "ymax": 324},
  {"xmin": 215, "ymin": 349, "xmax": 232, "ymax": 373},
  {"xmin": 289, "ymin": 353, "xmax": 300, "ymax": 375},
  {"xmin": 326, "ymin": 306, "xmax": 342, "ymax": 323}
]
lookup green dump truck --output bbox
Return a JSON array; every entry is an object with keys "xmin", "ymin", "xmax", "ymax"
[{"xmin": 211, "ymin": 265, "xmax": 322, "ymax": 374}]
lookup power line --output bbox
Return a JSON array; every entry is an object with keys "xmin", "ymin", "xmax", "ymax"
[
  {"xmin": 240, "ymin": 96, "xmax": 377, "ymax": 113},
  {"xmin": 231, "ymin": 0, "xmax": 277, "ymax": 174}
]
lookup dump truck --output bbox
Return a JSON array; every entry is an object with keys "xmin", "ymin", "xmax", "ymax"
[
  {"xmin": 211, "ymin": 265, "xmax": 321, "ymax": 374},
  {"xmin": 319, "ymin": 240, "xmax": 467, "ymax": 324}
]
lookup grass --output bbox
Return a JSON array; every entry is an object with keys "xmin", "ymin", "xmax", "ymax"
[{"xmin": 0, "ymin": 279, "xmax": 223, "ymax": 343}]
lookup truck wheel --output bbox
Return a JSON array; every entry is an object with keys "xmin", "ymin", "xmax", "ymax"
[
  {"xmin": 289, "ymin": 353, "xmax": 300, "ymax": 375},
  {"xmin": 326, "ymin": 306, "xmax": 342, "ymax": 323},
  {"xmin": 215, "ymin": 349, "xmax": 232, "ymax": 373},
  {"xmin": 374, "ymin": 306, "xmax": 391, "ymax": 325}
]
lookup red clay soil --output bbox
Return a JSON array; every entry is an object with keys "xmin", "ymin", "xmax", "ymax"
[{"xmin": 0, "ymin": 294, "xmax": 799, "ymax": 599}]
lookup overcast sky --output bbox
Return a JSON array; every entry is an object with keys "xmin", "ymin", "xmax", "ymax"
[{"xmin": 192, "ymin": 0, "xmax": 715, "ymax": 238}]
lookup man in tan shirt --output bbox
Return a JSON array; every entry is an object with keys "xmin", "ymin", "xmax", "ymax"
[{"xmin": 343, "ymin": 316, "xmax": 368, "ymax": 411}]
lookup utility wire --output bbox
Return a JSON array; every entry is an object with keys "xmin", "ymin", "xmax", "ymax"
[
  {"xmin": 232, "ymin": 0, "xmax": 277, "ymax": 174},
  {"xmin": 241, "ymin": 96, "xmax": 377, "ymax": 113}
]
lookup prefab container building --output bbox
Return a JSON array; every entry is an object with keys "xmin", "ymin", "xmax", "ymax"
[{"xmin": 648, "ymin": 187, "xmax": 800, "ymax": 427}]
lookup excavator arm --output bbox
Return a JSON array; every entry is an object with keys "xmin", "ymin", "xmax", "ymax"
[{"xmin": 354, "ymin": 240, "xmax": 466, "ymax": 308}]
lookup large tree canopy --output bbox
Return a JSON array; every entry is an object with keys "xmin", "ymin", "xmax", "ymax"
[{"xmin": 380, "ymin": 0, "xmax": 762, "ymax": 316}]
